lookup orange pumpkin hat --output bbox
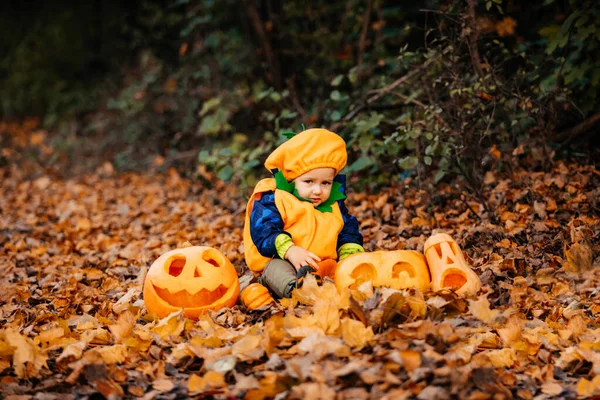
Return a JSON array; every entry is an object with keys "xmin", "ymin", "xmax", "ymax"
[{"xmin": 264, "ymin": 128, "xmax": 347, "ymax": 181}]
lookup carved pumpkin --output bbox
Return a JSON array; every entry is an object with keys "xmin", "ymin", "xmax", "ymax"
[
  {"xmin": 143, "ymin": 246, "xmax": 240, "ymax": 319},
  {"xmin": 241, "ymin": 283, "xmax": 274, "ymax": 310},
  {"xmin": 335, "ymin": 250, "xmax": 430, "ymax": 292},
  {"xmin": 424, "ymin": 233, "xmax": 481, "ymax": 296}
]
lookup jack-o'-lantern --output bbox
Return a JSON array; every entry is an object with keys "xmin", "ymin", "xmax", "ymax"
[
  {"xmin": 143, "ymin": 246, "xmax": 240, "ymax": 319},
  {"xmin": 424, "ymin": 233, "xmax": 481, "ymax": 296},
  {"xmin": 335, "ymin": 250, "xmax": 430, "ymax": 292},
  {"xmin": 241, "ymin": 283, "xmax": 274, "ymax": 310}
]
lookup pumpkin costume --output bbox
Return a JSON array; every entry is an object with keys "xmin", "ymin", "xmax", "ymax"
[{"xmin": 243, "ymin": 128, "xmax": 364, "ymax": 298}]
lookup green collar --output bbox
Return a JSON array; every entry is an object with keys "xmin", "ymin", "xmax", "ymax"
[{"xmin": 274, "ymin": 170, "xmax": 346, "ymax": 213}]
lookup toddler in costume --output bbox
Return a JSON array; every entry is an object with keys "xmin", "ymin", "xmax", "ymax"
[{"xmin": 243, "ymin": 128, "xmax": 364, "ymax": 298}]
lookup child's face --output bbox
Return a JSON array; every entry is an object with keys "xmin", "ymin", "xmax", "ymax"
[{"xmin": 293, "ymin": 167, "xmax": 336, "ymax": 207}]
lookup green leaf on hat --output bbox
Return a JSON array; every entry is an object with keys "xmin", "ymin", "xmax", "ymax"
[
  {"xmin": 281, "ymin": 124, "xmax": 307, "ymax": 140},
  {"xmin": 314, "ymin": 181, "xmax": 346, "ymax": 212}
]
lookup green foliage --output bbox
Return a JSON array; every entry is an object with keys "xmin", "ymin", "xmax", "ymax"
[
  {"xmin": 1, "ymin": 0, "xmax": 598, "ymax": 184},
  {"xmin": 538, "ymin": 0, "xmax": 600, "ymax": 112}
]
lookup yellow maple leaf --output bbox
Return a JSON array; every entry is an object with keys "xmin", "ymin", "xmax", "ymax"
[
  {"xmin": 468, "ymin": 296, "xmax": 500, "ymax": 324},
  {"xmin": 109, "ymin": 311, "xmax": 136, "ymax": 343},
  {"xmin": 564, "ymin": 242, "xmax": 593, "ymax": 272},
  {"xmin": 486, "ymin": 348, "xmax": 517, "ymax": 368},
  {"xmin": 399, "ymin": 350, "xmax": 422, "ymax": 371},
  {"xmin": 151, "ymin": 311, "xmax": 185, "ymax": 339},
  {"xmin": 231, "ymin": 334, "xmax": 264, "ymax": 362},
  {"xmin": 341, "ymin": 318, "xmax": 374, "ymax": 349},
  {"xmin": 188, "ymin": 371, "xmax": 226, "ymax": 393},
  {"xmin": 4, "ymin": 329, "xmax": 48, "ymax": 379}
]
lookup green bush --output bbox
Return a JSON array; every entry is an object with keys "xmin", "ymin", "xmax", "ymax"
[{"xmin": 1, "ymin": 0, "xmax": 598, "ymax": 183}]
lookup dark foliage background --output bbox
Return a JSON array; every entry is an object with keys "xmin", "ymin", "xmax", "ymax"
[{"xmin": 1, "ymin": 0, "xmax": 598, "ymax": 189}]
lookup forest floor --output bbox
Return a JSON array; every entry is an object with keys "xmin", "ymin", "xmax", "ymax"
[{"xmin": 1, "ymin": 121, "xmax": 600, "ymax": 399}]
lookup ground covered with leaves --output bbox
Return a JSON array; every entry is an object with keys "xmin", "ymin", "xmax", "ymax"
[{"xmin": 1, "ymin": 123, "xmax": 600, "ymax": 399}]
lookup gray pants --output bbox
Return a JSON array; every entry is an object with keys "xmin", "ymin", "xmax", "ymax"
[{"xmin": 258, "ymin": 259, "xmax": 297, "ymax": 299}]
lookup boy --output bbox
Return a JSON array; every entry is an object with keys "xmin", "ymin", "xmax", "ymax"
[{"xmin": 243, "ymin": 128, "xmax": 364, "ymax": 298}]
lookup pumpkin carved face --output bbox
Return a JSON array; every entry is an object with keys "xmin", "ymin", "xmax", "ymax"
[
  {"xmin": 143, "ymin": 246, "xmax": 240, "ymax": 319},
  {"xmin": 423, "ymin": 233, "xmax": 481, "ymax": 296},
  {"xmin": 335, "ymin": 250, "xmax": 430, "ymax": 292}
]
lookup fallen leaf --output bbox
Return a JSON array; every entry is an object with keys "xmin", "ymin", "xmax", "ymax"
[
  {"xmin": 341, "ymin": 317, "xmax": 374, "ymax": 349},
  {"xmin": 564, "ymin": 242, "xmax": 593, "ymax": 272},
  {"xmin": 468, "ymin": 296, "xmax": 500, "ymax": 324},
  {"xmin": 188, "ymin": 371, "xmax": 226, "ymax": 393},
  {"xmin": 4, "ymin": 329, "xmax": 48, "ymax": 378}
]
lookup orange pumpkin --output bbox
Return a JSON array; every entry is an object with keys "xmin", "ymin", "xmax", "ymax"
[
  {"xmin": 424, "ymin": 233, "xmax": 481, "ymax": 296},
  {"xmin": 241, "ymin": 283, "xmax": 274, "ymax": 310},
  {"xmin": 315, "ymin": 259, "xmax": 338, "ymax": 279},
  {"xmin": 335, "ymin": 250, "xmax": 430, "ymax": 292},
  {"xmin": 143, "ymin": 246, "xmax": 240, "ymax": 319}
]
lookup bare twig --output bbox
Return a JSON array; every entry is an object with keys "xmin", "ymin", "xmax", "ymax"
[
  {"xmin": 554, "ymin": 112, "xmax": 600, "ymax": 154},
  {"xmin": 466, "ymin": 0, "xmax": 484, "ymax": 79},
  {"xmin": 329, "ymin": 66, "xmax": 425, "ymax": 131},
  {"xmin": 357, "ymin": 0, "xmax": 374, "ymax": 75},
  {"xmin": 391, "ymin": 92, "xmax": 451, "ymax": 131},
  {"xmin": 243, "ymin": 0, "xmax": 282, "ymax": 89},
  {"xmin": 366, "ymin": 68, "xmax": 422, "ymax": 104},
  {"xmin": 285, "ymin": 76, "xmax": 308, "ymax": 123}
]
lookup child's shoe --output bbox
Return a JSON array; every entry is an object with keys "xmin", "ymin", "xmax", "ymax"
[{"xmin": 296, "ymin": 265, "xmax": 323, "ymax": 288}]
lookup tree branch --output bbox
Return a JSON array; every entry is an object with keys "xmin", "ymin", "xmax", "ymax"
[
  {"xmin": 243, "ymin": 0, "xmax": 282, "ymax": 89},
  {"xmin": 466, "ymin": 0, "xmax": 484, "ymax": 79},
  {"xmin": 357, "ymin": 0, "xmax": 374, "ymax": 75},
  {"xmin": 554, "ymin": 112, "xmax": 600, "ymax": 154}
]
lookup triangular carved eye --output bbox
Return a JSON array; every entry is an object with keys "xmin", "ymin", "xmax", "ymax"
[
  {"xmin": 166, "ymin": 256, "xmax": 186, "ymax": 277},
  {"xmin": 433, "ymin": 243, "xmax": 443, "ymax": 258},
  {"xmin": 201, "ymin": 248, "xmax": 222, "ymax": 268},
  {"xmin": 203, "ymin": 258, "xmax": 220, "ymax": 268},
  {"xmin": 449, "ymin": 242, "xmax": 458, "ymax": 255}
]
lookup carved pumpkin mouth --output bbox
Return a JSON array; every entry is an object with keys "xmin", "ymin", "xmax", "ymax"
[{"xmin": 152, "ymin": 284, "xmax": 229, "ymax": 308}]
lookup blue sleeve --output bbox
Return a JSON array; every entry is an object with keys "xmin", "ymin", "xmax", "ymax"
[
  {"xmin": 334, "ymin": 174, "xmax": 363, "ymax": 248},
  {"xmin": 337, "ymin": 200, "xmax": 363, "ymax": 248},
  {"xmin": 249, "ymin": 192, "xmax": 288, "ymax": 258}
]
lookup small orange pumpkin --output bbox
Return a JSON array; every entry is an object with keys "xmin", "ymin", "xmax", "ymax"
[
  {"xmin": 335, "ymin": 250, "xmax": 430, "ymax": 292},
  {"xmin": 241, "ymin": 283, "xmax": 274, "ymax": 310},
  {"xmin": 424, "ymin": 233, "xmax": 481, "ymax": 296},
  {"xmin": 143, "ymin": 246, "xmax": 240, "ymax": 319},
  {"xmin": 315, "ymin": 259, "xmax": 338, "ymax": 279}
]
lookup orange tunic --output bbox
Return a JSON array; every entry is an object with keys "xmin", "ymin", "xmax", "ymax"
[{"xmin": 243, "ymin": 178, "xmax": 344, "ymax": 273}]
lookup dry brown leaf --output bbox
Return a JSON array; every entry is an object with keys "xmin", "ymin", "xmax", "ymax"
[
  {"xmin": 188, "ymin": 371, "xmax": 226, "ymax": 393},
  {"xmin": 564, "ymin": 242, "xmax": 593, "ymax": 272},
  {"xmin": 468, "ymin": 295, "xmax": 500, "ymax": 324},
  {"xmin": 289, "ymin": 382, "xmax": 336, "ymax": 399},
  {"xmin": 4, "ymin": 329, "xmax": 48, "ymax": 379},
  {"xmin": 341, "ymin": 317, "xmax": 374, "ymax": 349},
  {"xmin": 541, "ymin": 381, "xmax": 563, "ymax": 396},
  {"xmin": 151, "ymin": 311, "xmax": 185, "ymax": 339},
  {"xmin": 153, "ymin": 378, "xmax": 175, "ymax": 393},
  {"xmin": 109, "ymin": 310, "xmax": 136, "ymax": 342},
  {"xmin": 486, "ymin": 348, "xmax": 517, "ymax": 368},
  {"xmin": 231, "ymin": 334, "xmax": 264, "ymax": 361}
]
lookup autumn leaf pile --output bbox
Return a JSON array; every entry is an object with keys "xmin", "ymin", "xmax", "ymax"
[{"xmin": 1, "ymin": 121, "xmax": 600, "ymax": 399}]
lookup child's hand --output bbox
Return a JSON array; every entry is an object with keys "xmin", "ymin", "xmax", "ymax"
[{"xmin": 284, "ymin": 246, "xmax": 321, "ymax": 271}]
